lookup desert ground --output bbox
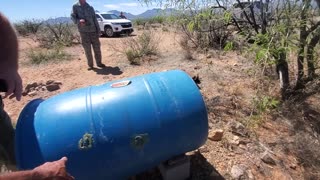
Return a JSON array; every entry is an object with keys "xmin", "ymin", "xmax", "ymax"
[{"xmin": 2, "ymin": 27, "xmax": 320, "ymax": 179}]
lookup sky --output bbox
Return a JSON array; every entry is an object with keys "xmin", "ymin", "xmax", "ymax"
[{"xmin": 0, "ymin": 0, "xmax": 159, "ymax": 22}]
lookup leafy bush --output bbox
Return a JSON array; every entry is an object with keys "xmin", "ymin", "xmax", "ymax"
[
  {"xmin": 178, "ymin": 9, "xmax": 235, "ymax": 50},
  {"xmin": 125, "ymin": 49, "xmax": 141, "ymax": 65},
  {"xmin": 253, "ymin": 96, "xmax": 280, "ymax": 114},
  {"xmin": 134, "ymin": 16, "xmax": 166, "ymax": 26},
  {"xmin": 37, "ymin": 22, "xmax": 80, "ymax": 48},
  {"xmin": 121, "ymin": 31, "xmax": 159, "ymax": 65},
  {"xmin": 27, "ymin": 46, "xmax": 71, "ymax": 65},
  {"xmin": 134, "ymin": 18, "xmax": 148, "ymax": 26},
  {"xmin": 14, "ymin": 19, "xmax": 43, "ymax": 36}
]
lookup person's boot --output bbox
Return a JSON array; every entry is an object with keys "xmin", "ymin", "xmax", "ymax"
[{"xmin": 97, "ymin": 63, "xmax": 106, "ymax": 68}]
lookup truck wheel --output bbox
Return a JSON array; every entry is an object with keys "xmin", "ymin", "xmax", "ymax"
[{"xmin": 104, "ymin": 26, "xmax": 114, "ymax": 37}]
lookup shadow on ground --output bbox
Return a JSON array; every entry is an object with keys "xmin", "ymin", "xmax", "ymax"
[
  {"xmin": 100, "ymin": 34, "xmax": 137, "ymax": 39},
  {"xmin": 280, "ymin": 77, "xmax": 320, "ymax": 179},
  {"xmin": 134, "ymin": 152, "xmax": 224, "ymax": 180},
  {"xmin": 93, "ymin": 66, "xmax": 123, "ymax": 75}
]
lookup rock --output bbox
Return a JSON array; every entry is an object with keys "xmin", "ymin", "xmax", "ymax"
[
  {"xmin": 233, "ymin": 63, "xmax": 238, "ymax": 66},
  {"xmin": 54, "ymin": 81, "xmax": 63, "ymax": 85},
  {"xmin": 247, "ymin": 170, "xmax": 255, "ymax": 180},
  {"xmin": 28, "ymin": 91, "xmax": 37, "ymax": 96},
  {"xmin": 208, "ymin": 129, "xmax": 224, "ymax": 141},
  {"xmin": 239, "ymin": 139, "xmax": 250, "ymax": 145},
  {"xmin": 22, "ymin": 91, "xmax": 28, "ymax": 96},
  {"xmin": 192, "ymin": 75, "xmax": 201, "ymax": 85},
  {"xmin": 230, "ymin": 135, "xmax": 240, "ymax": 145},
  {"xmin": 289, "ymin": 164, "xmax": 297, "ymax": 170},
  {"xmin": 199, "ymin": 146, "xmax": 209, "ymax": 153},
  {"xmin": 230, "ymin": 165, "xmax": 247, "ymax": 180},
  {"xmin": 230, "ymin": 121, "xmax": 249, "ymax": 137},
  {"xmin": 206, "ymin": 54, "xmax": 212, "ymax": 58},
  {"xmin": 46, "ymin": 80, "xmax": 55, "ymax": 85},
  {"xmin": 25, "ymin": 82, "xmax": 38, "ymax": 90},
  {"xmin": 46, "ymin": 84, "xmax": 60, "ymax": 92},
  {"xmin": 261, "ymin": 152, "xmax": 276, "ymax": 165},
  {"xmin": 208, "ymin": 122, "xmax": 214, "ymax": 129},
  {"xmin": 239, "ymin": 144, "xmax": 247, "ymax": 150}
]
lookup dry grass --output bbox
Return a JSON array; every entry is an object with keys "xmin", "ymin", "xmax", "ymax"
[{"xmin": 111, "ymin": 30, "xmax": 160, "ymax": 65}]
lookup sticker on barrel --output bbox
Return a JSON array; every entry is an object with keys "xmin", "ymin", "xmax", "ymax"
[{"xmin": 111, "ymin": 80, "xmax": 131, "ymax": 88}]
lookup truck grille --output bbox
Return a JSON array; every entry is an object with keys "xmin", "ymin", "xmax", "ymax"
[{"xmin": 121, "ymin": 23, "xmax": 132, "ymax": 28}]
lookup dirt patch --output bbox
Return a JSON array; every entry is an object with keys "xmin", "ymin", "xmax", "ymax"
[{"xmin": 2, "ymin": 28, "xmax": 318, "ymax": 179}]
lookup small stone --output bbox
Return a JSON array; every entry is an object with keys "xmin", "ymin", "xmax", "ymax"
[
  {"xmin": 231, "ymin": 165, "xmax": 247, "ymax": 180},
  {"xmin": 54, "ymin": 81, "xmax": 63, "ymax": 85},
  {"xmin": 22, "ymin": 91, "xmax": 28, "ymax": 96},
  {"xmin": 231, "ymin": 121, "xmax": 249, "ymax": 137},
  {"xmin": 78, "ymin": 58, "xmax": 81, "ymax": 60},
  {"xmin": 208, "ymin": 122, "xmax": 214, "ymax": 129},
  {"xmin": 25, "ymin": 82, "xmax": 38, "ymax": 90},
  {"xmin": 239, "ymin": 144, "xmax": 247, "ymax": 150},
  {"xmin": 199, "ymin": 146, "xmax": 209, "ymax": 153},
  {"xmin": 231, "ymin": 135, "xmax": 240, "ymax": 145},
  {"xmin": 46, "ymin": 84, "xmax": 60, "ymax": 92},
  {"xmin": 207, "ymin": 54, "xmax": 212, "ymax": 58},
  {"xmin": 247, "ymin": 170, "xmax": 255, "ymax": 180},
  {"xmin": 208, "ymin": 129, "xmax": 224, "ymax": 141},
  {"xmin": 261, "ymin": 152, "xmax": 276, "ymax": 165},
  {"xmin": 28, "ymin": 91, "xmax": 37, "ymax": 96},
  {"xmin": 46, "ymin": 80, "xmax": 54, "ymax": 85},
  {"xmin": 289, "ymin": 164, "xmax": 297, "ymax": 170},
  {"xmin": 239, "ymin": 139, "xmax": 250, "ymax": 145},
  {"xmin": 233, "ymin": 63, "xmax": 238, "ymax": 66}
]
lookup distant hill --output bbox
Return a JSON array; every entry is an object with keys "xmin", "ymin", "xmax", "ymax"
[
  {"xmin": 136, "ymin": 8, "xmax": 178, "ymax": 19},
  {"xmin": 45, "ymin": 8, "xmax": 179, "ymax": 24},
  {"xmin": 45, "ymin": 17, "xmax": 72, "ymax": 24}
]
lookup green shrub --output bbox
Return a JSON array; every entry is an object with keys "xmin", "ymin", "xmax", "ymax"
[
  {"xmin": 37, "ymin": 23, "xmax": 80, "ymax": 48},
  {"xmin": 253, "ymin": 96, "xmax": 280, "ymax": 114},
  {"xmin": 122, "ymin": 31, "xmax": 159, "ymax": 65},
  {"xmin": 27, "ymin": 46, "xmax": 71, "ymax": 65},
  {"xmin": 14, "ymin": 19, "xmax": 43, "ymax": 36},
  {"xmin": 125, "ymin": 49, "xmax": 141, "ymax": 65}
]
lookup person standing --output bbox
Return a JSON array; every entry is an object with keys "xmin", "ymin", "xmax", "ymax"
[
  {"xmin": 71, "ymin": 0, "xmax": 105, "ymax": 70},
  {"xmin": 119, "ymin": 12, "xmax": 127, "ymax": 19}
]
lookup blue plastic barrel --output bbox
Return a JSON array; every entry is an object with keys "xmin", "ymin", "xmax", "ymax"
[{"xmin": 15, "ymin": 70, "xmax": 208, "ymax": 180}]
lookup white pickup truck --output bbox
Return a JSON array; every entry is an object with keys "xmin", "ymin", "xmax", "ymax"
[{"xmin": 95, "ymin": 12, "xmax": 134, "ymax": 37}]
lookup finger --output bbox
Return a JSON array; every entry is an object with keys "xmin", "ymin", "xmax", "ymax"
[
  {"xmin": 60, "ymin": 157, "xmax": 68, "ymax": 162},
  {"xmin": 57, "ymin": 157, "xmax": 68, "ymax": 166}
]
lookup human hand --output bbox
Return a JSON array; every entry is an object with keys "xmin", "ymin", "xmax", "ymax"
[
  {"xmin": 0, "ymin": 70, "xmax": 22, "ymax": 101},
  {"xmin": 97, "ymin": 31, "xmax": 101, "ymax": 38},
  {"xmin": 33, "ymin": 157, "xmax": 74, "ymax": 180},
  {"xmin": 79, "ymin": 19, "xmax": 86, "ymax": 26}
]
